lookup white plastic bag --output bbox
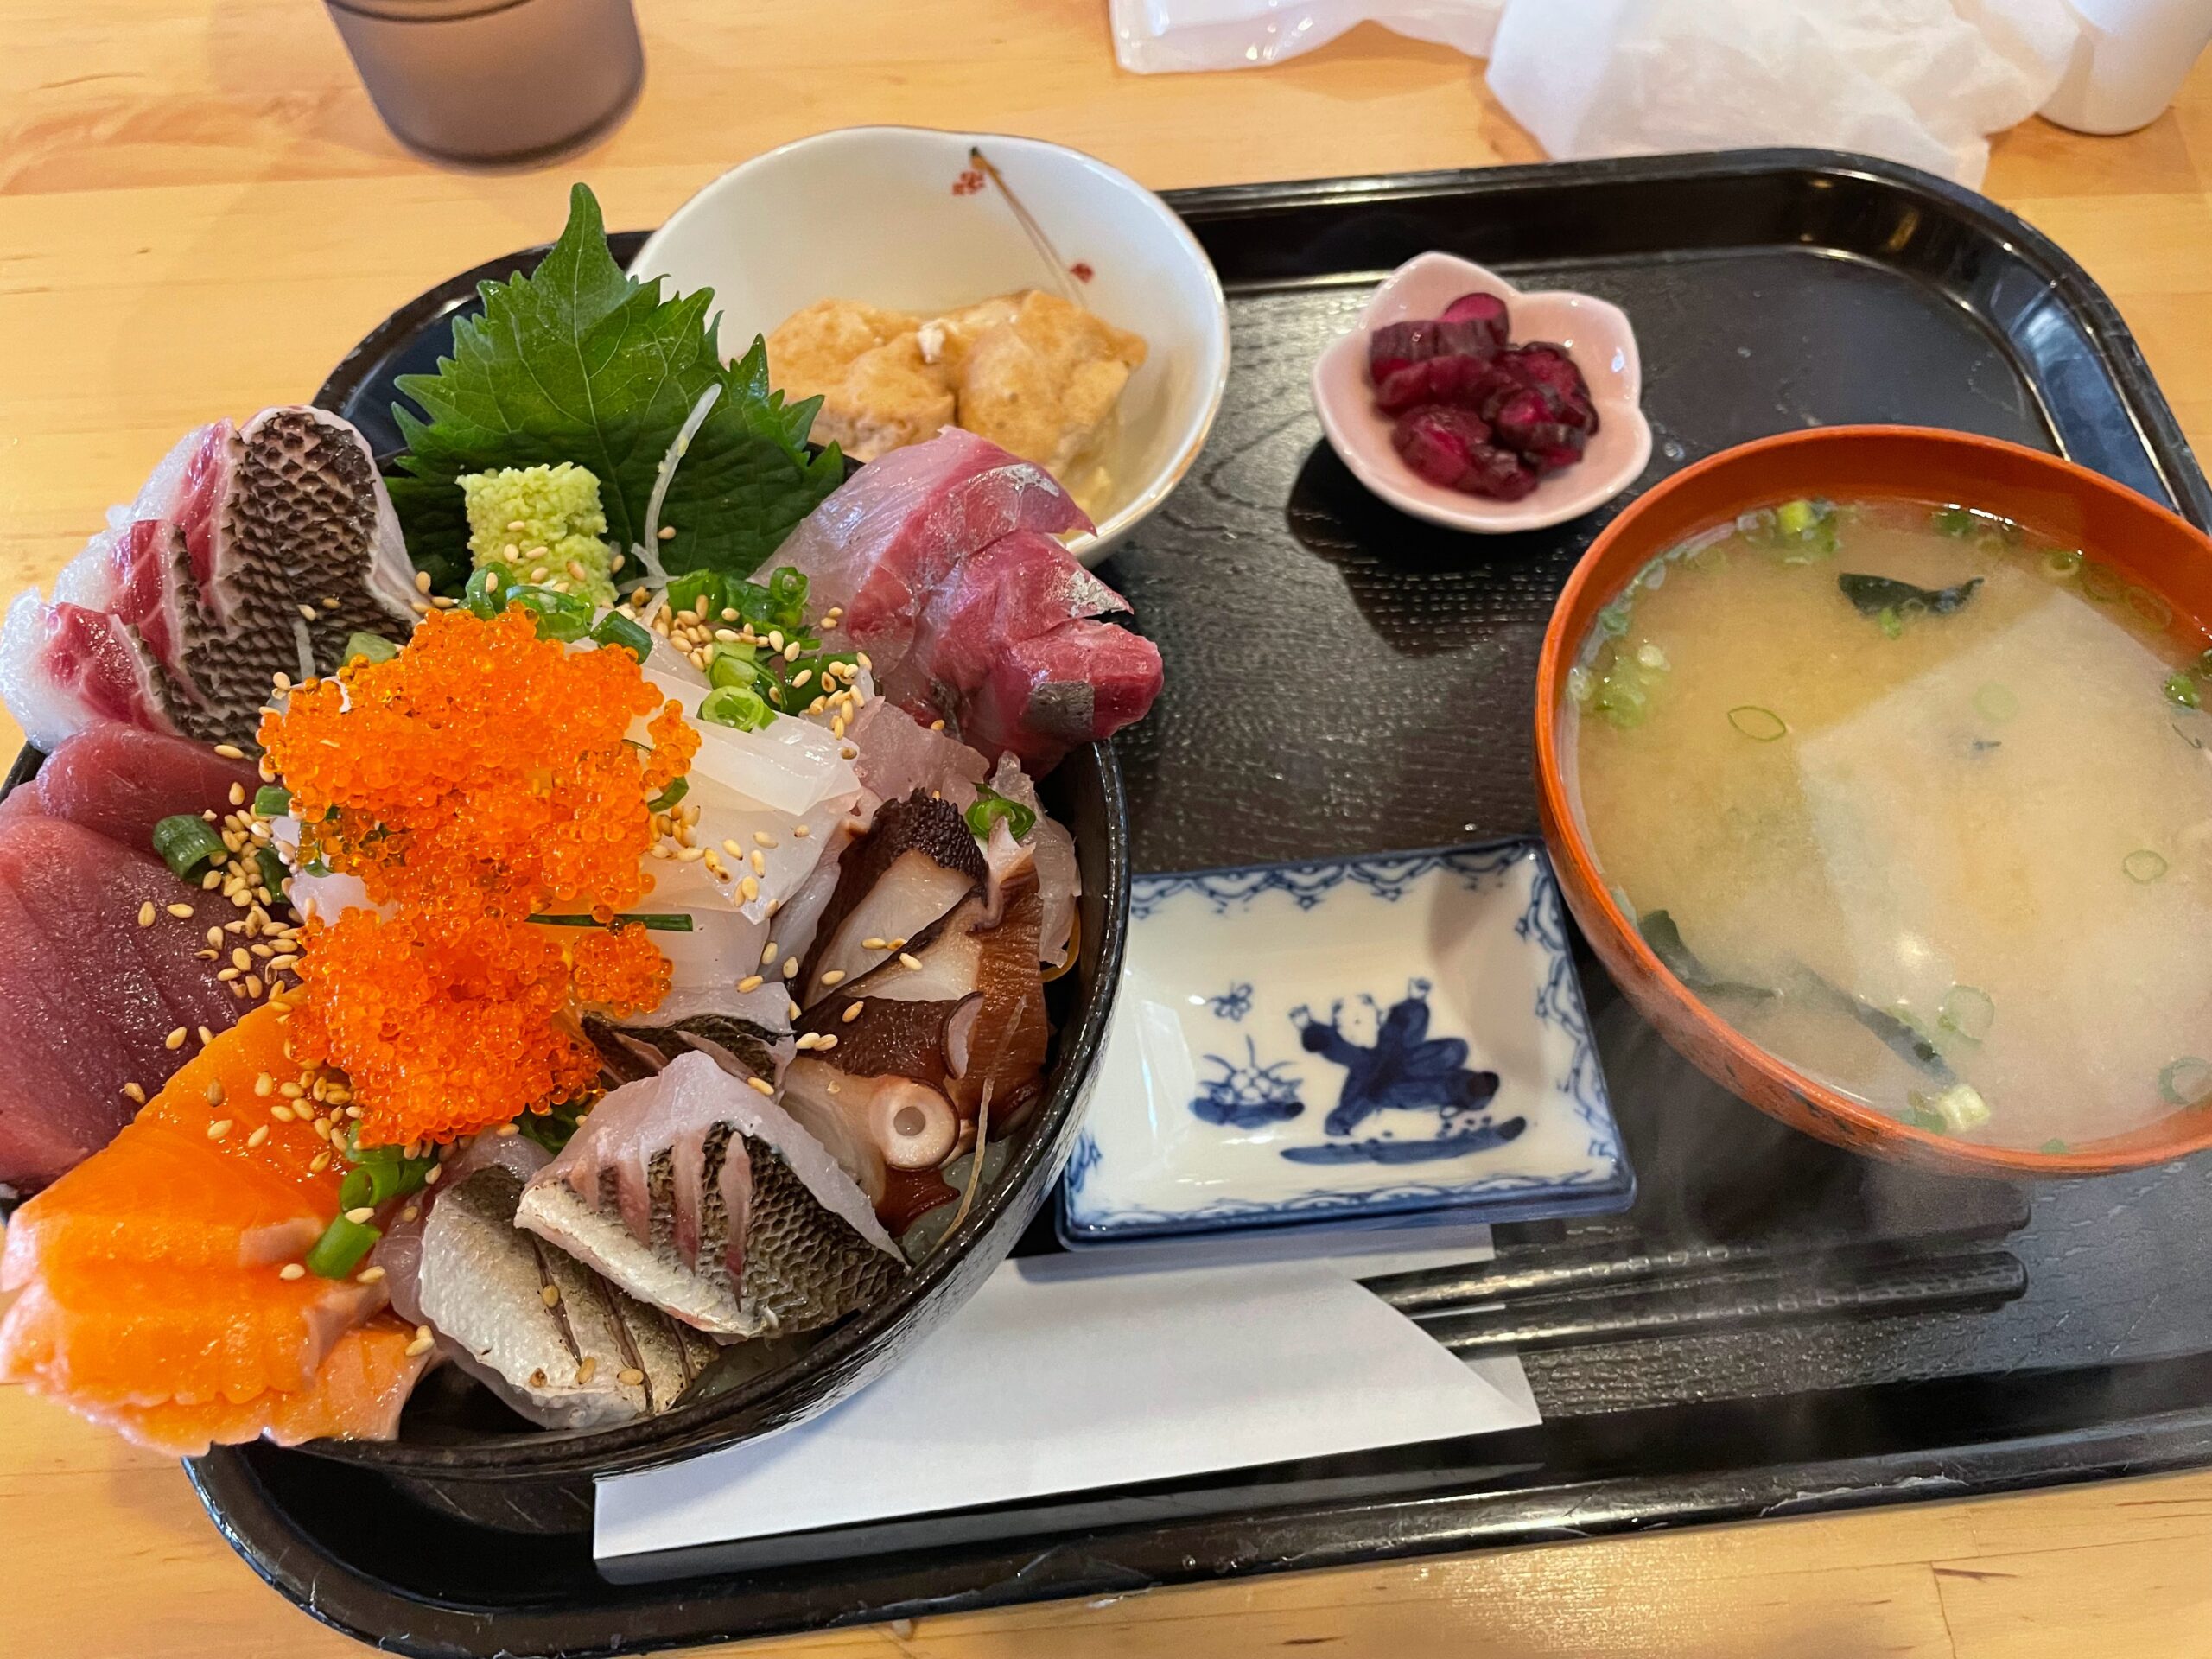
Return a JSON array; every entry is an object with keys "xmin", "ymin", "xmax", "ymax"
[
  {"xmin": 1110, "ymin": 0, "xmax": 1503, "ymax": 74},
  {"xmin": 1484, "ymin": 0, "xmax": 2079, "ymax": 187}
]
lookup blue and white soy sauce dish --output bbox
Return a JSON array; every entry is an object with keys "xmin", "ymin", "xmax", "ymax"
[{"xmin": 1058, "ymin": 838, "xmax": 1635, "ymax": 1246}]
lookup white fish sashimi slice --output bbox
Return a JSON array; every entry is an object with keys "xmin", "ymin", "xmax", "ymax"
[
  {"xmin": 847, "ymin": 701, "xmax": 988, "ymax": 824},
  {"xmin": 0, "ymin": 594, "xmax": 178, "ymax": 753},
  {"xmin": 643, "ymin": 668, "xmax": 859, "ymax": 817},
  {"xmin": 987, "ymin": 755, "xmax": 1079, "ymax": 969}
]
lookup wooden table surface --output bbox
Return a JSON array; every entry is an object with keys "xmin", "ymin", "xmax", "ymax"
[{"xmin": 4, "ymin": 4, "xmax": 2212, "ymax": 1655}]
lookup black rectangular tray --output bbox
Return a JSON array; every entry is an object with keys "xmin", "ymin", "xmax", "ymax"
[{"xmin": 187, "ymin": 148, "xmax": 2212, "ymax": 1656}]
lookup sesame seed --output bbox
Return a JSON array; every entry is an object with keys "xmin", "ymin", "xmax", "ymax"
[
  {"xmin": 207, "ymin": 1118, "xmax": 232, "ymax": 1140},
  {"xmin": 761, "ymin": 940, "xmax": 779, "ymax": 966},
  {"xmin": 843, "ymin": 1001, "xmax": 864, "ymax": 1023},
  {"xmin": 861, "ymin": 937, "xmax": 887, "ymax": 951},
  {"xmin": 164, "ymin": 1027, "xmax": 188, "ymax": 1050},
  {"xmin": 783, "ymin": 640, "xmax": 802, "ymax": 662},
  {"xmin": 820, "ymin": 969, "xmax": 847, "ymax": 987},
  {"xmin": 747, "ymin": 1075, "xmax": 775, "ymax": 1096},
  {"xmin": 930, "ymin": 719, "xmax": 946, "ymax": 732},
  {"xmin": 231, "ymin": 947, "xmax": 251, "ymax": 971},
  {"xmin": 199, "ymin": 1026, "xmax": 215, "ymax": 1046},
  {"xmin": 740, "ymin": 875, "xmax": 760, "ymax": 901},
  {"xmin": 619, "ymin": 1367, "xmax": 646, "ymax": 1386},
  {"xmin": 345, "ymin": 1206, "xmax": 375, "ymax": 1224},
  {"xmin": 887, "ymin": 937, "xmax": 907, "ymax": 951},
  {"xmin": 899, "ymin": 952, "xmax": 925, "ymax": 971},
  {"xmin": 796, "ymin": 1032, "xmax": 821, "ymax": 1051},
  {"xmin": 246, "ymin": 1124, "xmax": 270, "ymax": 1148},
  {"xmin": 792, "ymin": 824, "xmax": 810, "ymax": 838},
  {"xmin": 137, "ymin": 901, "xmax": 156, "ymax": 927},
  {"xmin": 495, "ymin": 1122, "xmax": 520, "ymax": 1136},
  {"xmin": 270, "ymin": 1103, "xmax": 295, "ymax": 1122},
  {"xmin": 541, "ymin": 1284, "xmax": 562, "ymax": 1307},
  {"xmin": 423, "ymin": 1163, "xmax": 442, "ymax": 1185},
  {"xmin": 788, "ymin": 1001, "xmax": 802, "ymax": 1020},
  {"xmin": 358, "ymin": 1266, "xmax": 386, "ymax": 1284},
  {"xmin": 279, "ymin": 1263, "xmax": 306, "ymax": 1281},
  {"xmin": 657, "ymin": 525, "xmax": 677, "ymax": 541},
  {"xmin": 414, "ymin": 569, "xmax": 433, "ymax": 594},
  {"xmin": 309, "ymin": 1150, "xmax": 332, "ymax": 1173},
  {"xmin": 737, "ymin": 974, "xmax": 765, "ymax": 993},
  {"xmin": 576, "ymin": 1356, "xmax": 598, "ymax": 1383},
  {"xmin": 766, "ymin": 630, "xmax": 785, "ymax": 652},
  {"xmin": 782, "ymin": 957, "xmax": 798, "ymax": 979},
  {"xmin": 166, "ymin": 902, "xmax": 194, "ymax": 919},
  {"xmin": 406, "ymin": 1327, "xmax": 435, "ymax": 1357},
  {"xmin": 122, "ymin": 1081, "xmax": 145, "ymax": 1103},
  {"xmin": 207, "ymin": 926, "xmax": 225, "ymax": 947},
  {"xmin": 400, "ymin": 1205, "xmax": 419, "ymax": 1224},
  {"xmin": 819, "ymin": 1033, "xmax": 838, "ymax": 1051}
]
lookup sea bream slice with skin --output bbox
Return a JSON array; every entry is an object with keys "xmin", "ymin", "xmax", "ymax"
[
  {"xmin": 772, "ymin": 428, "xmax": 1091, "ymax": 681},
  {"xmin": 515, "ymin": 1052, "xmax": 905, "ymax": 1339},
  {"xmin": 0, "ymin": 407, "xmax": 419, "ymax": 753}
]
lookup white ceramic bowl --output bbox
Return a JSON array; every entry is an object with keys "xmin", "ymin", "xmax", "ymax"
[
  {"xmin": 630, "ymin": 126, "xmax": 1230, "ymax": 566},
  {"xmin": 1311, "ymin": 252, "xmax": 1651, "ymax": 535}
]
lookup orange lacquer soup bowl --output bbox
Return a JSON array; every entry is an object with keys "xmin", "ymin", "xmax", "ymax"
[{"xmin": 1535, "ymin": 425, "xmax": 2212, "ymax": 1179}]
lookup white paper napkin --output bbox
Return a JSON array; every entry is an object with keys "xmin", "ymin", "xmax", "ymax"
[{"xmin": 594, "ymin": 1236, "xmax": 1537, "ymax": 1567}]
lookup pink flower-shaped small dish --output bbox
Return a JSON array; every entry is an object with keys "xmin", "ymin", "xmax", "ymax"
[{"xmin": 1312, "ymin": 251, "xmax": 1651, "ymax": 534}]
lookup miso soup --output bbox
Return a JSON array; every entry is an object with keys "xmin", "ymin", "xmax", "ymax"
[{"xmin": 1567, "ymin": 498, "xmax": 2212, "ymax": 1150}]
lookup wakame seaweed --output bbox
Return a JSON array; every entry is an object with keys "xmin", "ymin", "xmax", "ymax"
[
  {"xmin": 1838, "ymin": 573, "xmax": 1984, "ymax": 619},
  {"xmin": 1638, "ymin": 912, "xmax": 1777, "ymax": 1001}
]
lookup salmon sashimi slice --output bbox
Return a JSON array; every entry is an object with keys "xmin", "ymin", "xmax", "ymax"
[
  {"xmin": 0, "ymin": 1262, "xmax": 383, "ymax": 1406},
  {"xmin": 0, "ymin": 1123, "xmax": 322, "ymax": 1289},
  {"xmin": 137, "ymin": 1002, "xmax": 341, "ymax": 1203},
  {"xmin": 79, "ymin": 1320, "xmax": 429, "ymax": 1458}
]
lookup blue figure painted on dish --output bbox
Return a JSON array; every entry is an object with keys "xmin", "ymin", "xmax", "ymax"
[
  {"xmin": 1188, "ymin": 1037, "xmax": 1305, "ymax": 1128},
  {"xmin": 1205, "ymin": 981, "xmax": 1255, "ymax": 1021},
  {"xmin": 1281, "ymin": 979, "xmax": 1527, "ymax": 1164}
]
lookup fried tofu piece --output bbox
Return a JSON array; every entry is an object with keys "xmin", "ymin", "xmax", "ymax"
[
  {"xmin": 943, "ymin": 292, "xmax": 1149, "ymax": 478},
  {"xmin": 766, "ymin": 299, "xmax": 954, "ymax": 461}
]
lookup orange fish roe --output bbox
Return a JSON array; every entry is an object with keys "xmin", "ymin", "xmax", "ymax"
[{"xmin": 259, "ymin": 608, "xmax": 688, "ymax": 1146}]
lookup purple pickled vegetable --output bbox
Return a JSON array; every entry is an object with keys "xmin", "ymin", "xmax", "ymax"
[
  {"xmin": 1440, "ymin": 291, "xmax": 1510, "ymax": 353},
  {"xmin": 1461, "ymin": 443, "xmax": 1539, "ymax": 501},
  {"xmin": 1390, "ymin": 406, "xmax": 1492, "ymax": 490}
]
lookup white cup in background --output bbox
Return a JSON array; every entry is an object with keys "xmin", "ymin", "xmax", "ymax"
[{"xmin": 2042, "ymin": 0, "xmax": 2212, "ymax": 135}]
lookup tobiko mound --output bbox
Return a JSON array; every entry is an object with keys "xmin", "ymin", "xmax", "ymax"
[
  {"xmin": 1368, "ymin": 293, "xmax": 1599, "ymax": 499},
  {"xmin": 0, "ymin": 181, "xmax": 1163, "ymax": 1456}
]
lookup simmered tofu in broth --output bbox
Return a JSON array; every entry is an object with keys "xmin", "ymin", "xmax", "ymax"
[{"xmin": 1567, "ymin": 498, "xmax": 2212, "ymax": 1150}]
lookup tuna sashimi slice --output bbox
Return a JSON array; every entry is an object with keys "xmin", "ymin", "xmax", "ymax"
[
  {"xmin": 0, "ymin": 884, "xmax": 143, "ymax": 1184},
  {"xmin": 26, "ymin": 722, "xmax": 258, "ymax": 850},
  {"xmin": 956, "ymin": 617, "xmax": 1165, "ymax": 773},
  {"xmin": 0, "ymin": 594, "xmax": 180, "ymax": 754},
  {"xmin": 774, "ymin": 429, "xmax": 1090, "ymax": 679},
  {"xmin": 880, "ymin": 529, "xmax": 1128, "ymax": 718},
  {"xmin": 79, "ymin": 1319, "xmax": 429, "ymax": 1457}
]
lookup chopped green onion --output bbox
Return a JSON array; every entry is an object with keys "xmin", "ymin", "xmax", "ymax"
[
  {"xmin": 1878, "ymin": 607, "xmax": 1903, "ymax": 639},
  {"xmin": 252, "ymin": 785, "xmax": 292, "ymax": 817},
  {"xmin": 2081, "ymin": 563, "xmax": 2126, "ymax": 603},
  {"xmin": 531, "ymin": 912, "xmax": 696, "ymax": 932},
  {"xmin": 1930, "ymin": 505, "xmax": 1975, "ymax": 537},
  {"xmin": 1938, "ymin": 985, "xmax": 1995, "ymax": 1045},
  {"xmin": 151, "ymin": 813, "xmax": 226, "ymax": 881},
  {"xmin": 1926, "ymin": 1082, "xmax": 1992, "ymax": 1134},
  {"xmin": 305, "ymin": 1214, "xmax": 380, "ymax": 1280},
  {"xmin": 1974, "ymin": 683, "xmax": 2019, "ymax": 722},
  {"xmin": 254, "ymin": 845, "xmax": 289, "ymax": 901},
  {"xmin": 1593, "ymin": 673, "xmax": 1650, "ymax": 729},
  {"xmin": 2158, "ymin": 1057, "xmax": 2212, "ymax": 1107},
  {"xmin": 2166, "ymin": 672, "xmax": 2202, "ymax": 709},
  {"xmin": 1906, "ymin": 1096, "xmax": 1948, "ymax": 1134},
  {"xmin": 342, "ymin": 631, "xmax": 400, "ymax": 665},
  {"xmin": 2040, "ymin": 1138, "xmax": 2070, "ymax": 1154},
  {"xmin": 699, "ymin": 684, "xmax": 773, "ymax": 731},
  {"xmin": 2042, "ymin": 547, "xmax": 2083, "ymax": 579},
  {"xmin": 1726, "ymin": 705, "xmax": 1788, "ymax": 742},
  {"xmin": 509, "ymin": 585, "xmax": 594, "ymax": 642},
  {"xmin": 1596, "ymin": 600, "xmax": 1631, "ymax": 639},
  {"xmin": 709, "ymin": 642, "xmax": 766, "ymax": 690},
  {"xmin": 965, "ymin": 784, "xmax": 1037, "ymax": 842},
  {"xmin": 337, "ymin": 1167, "xmax": 375, "ymax": 1212},
  {"xmin": 646, "ymin": 777, "xmax": 688, "ymax": 813},
  {"xmin": 766, "ymin": 566, "xmax": 808, "ymax": 628},
  {"xmin": 2126, "ymin": 588, "xmax": 2174, "ymax": 630},
  {"xmin": 462, "ymin": 563, "xmax": 511, "ymax": 619},
  {"xmin": 517, "ymin": 1099, "xmax": 591, "ymax": 1156},
  {"xmin": 590, "ymin": 611, "xmax": 653, "ymax": 663},
  {"xmin": 664, "ymin": 569, "xmax": 725, "ymax": 618},
  {"xmin": 1776, "ymin": 499, "xmax": 1818, "ymax": 538},
  {"xmin": 2124, "ymin": 849, "xmax": 2170, "ymax": 884}
]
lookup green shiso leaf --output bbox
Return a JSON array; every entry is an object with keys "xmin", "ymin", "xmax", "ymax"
[{"xmin": 386, "ymin": 183, "xmax": 845, "ymax": 592}]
